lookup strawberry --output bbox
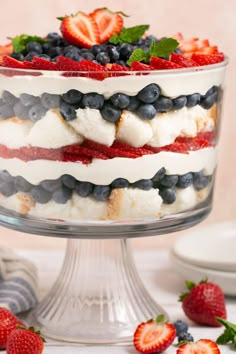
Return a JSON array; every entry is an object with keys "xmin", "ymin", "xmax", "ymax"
[
  {"xmin": 191, "ymin": 53, "xmax": 224, "ymax": 66},
  {"xmin": 0, "ymin": 42, "xmax": 13, "ymax": 55},
  {"xmin": 2, "ymin": 55, "xmax": 25, "ymax": 69},
  {"xmin": 90, "ymin": 8, "xmax": 123, "ymax": 43},
  {"xmin": 133, "ymin": 315, "xmax": 176, "ymax": 354},
  {"xmin": 0, "ymin": 307, "xmax": 25, "ymax": 349},
  {"xmin": 177, "ymin": 339, "xmax": 220, "ymax": 354},
  {"xmin": 179, "ymin": 279, "xmax": 227, "ymax": 326},
  {"xmin": 60, "ymin": 11, "xmax": 100, "ymax": 48},
  {"xmin": 31, "ymin": 56, "xmax": 58, "ymax": 70},
  {"xmin": 6, "ymin": 326, "xmax": 44, "ymax": 354},
  {"xmin": 131, "ymin": 61, "xmax": 155, "ymax": 71},
  {"xmin": 170, "ymin": 53, "xmax": 199, "ymax": 67},
  {"xmin": 150, "ymin": 56, "xmax": 183, "ymax": 69},
  {"xmin": 106, "ymin": 63, "xmax": 130, "ymax": 77}
]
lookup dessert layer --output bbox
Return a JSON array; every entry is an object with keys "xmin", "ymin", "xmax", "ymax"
[{"xmin": 0, "ymin": 147, "xmax": 217, "ymax": 185}]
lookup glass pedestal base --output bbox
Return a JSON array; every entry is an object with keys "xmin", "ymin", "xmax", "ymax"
[{"xmin": 29, "ymin": 239, "xmax": 167, "ymax": 344}]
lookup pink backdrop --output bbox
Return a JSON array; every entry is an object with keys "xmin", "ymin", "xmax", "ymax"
[{"xmin": 0, "ymin": 0, "xmax": 235, "ymax": 248}]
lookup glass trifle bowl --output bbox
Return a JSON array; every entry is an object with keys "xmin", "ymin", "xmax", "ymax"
[{"xmin": 0, "ymin": 61, "xmax": 227, "ymax": 343}]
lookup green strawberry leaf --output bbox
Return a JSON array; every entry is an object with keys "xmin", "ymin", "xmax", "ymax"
[
  {"xmin": 149, "ymin": 38, "xmax": 179, "ymax": 58},
  {"xmin": 109, "ymin": 25, "xmax": 149, "ymax": 44},
  {"xmin": 127, "ymin": 48, "xmax": 147, "ymax": 66},
  {"xmin": 155, "ymin": 314, "xmax": 165, "ymax": 324},
  {"xmin": 11, "ymin": 34, "xmax": 47, "ymax": 53}
]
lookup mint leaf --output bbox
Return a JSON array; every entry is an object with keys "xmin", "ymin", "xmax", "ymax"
[
  {"xmin": 216, "ymin": 317, "xmax": 236, "ymax": 332},
  {"xmin": 109, "ymin": 25, "xmax": 149, "ymax": 44},
  {"xmin": 216, "ymin": 328, "xmax": 234, "ymax": 344},
  {"xmin": 216, "ymin": 317, "xmax": 236, "ymax": 346},
  {"xmin": 127, "ymin": 48, "xmax": 147, "ymax": 66},
  {"xmin": 149, "ymin": 38, "xmax": 179, "ymax": 58},
  {"xmin": 11, "ymin": 34, "xmax": 46, "ymax": 53}
]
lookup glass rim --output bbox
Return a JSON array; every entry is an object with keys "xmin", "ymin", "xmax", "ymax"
[{"xmin": 0, "ymin": 57, "xmax": 229, "ymax": 77}]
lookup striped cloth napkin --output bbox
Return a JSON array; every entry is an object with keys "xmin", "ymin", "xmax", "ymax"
[{"xmin": 0, "ymin": 247, "xmax": 38, "ymax": 314}]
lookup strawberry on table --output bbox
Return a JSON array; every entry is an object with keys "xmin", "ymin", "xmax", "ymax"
[
  {"xmin": 60, "ymin": 11, "xmax": 100, "ymax": 48},
  {"xmin": 90, "ymin": 8, "xmax": 124, "ymax": 43},
  {"xmin": 179, "ymin": 279, "xmax": 227, "ymax": 326},
  {"xmin": 133, "ymin": 314, "xmax": 176, "ymax": 353},
  {"xmin": 0, "ymin": 307, "xmax": 25, "ymax": 349},
  {"xmin": 177, "ymin": 339, "xmax": 220, "ymax": 354},
  {"xmin": 6, "ymin": 326, "xmax": 44, "ymax": 354}
]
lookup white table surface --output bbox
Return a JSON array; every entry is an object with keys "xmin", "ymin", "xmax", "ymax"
[{"xmin": 5, "ymin": 246, "xmax": 235, "ymax": 354}]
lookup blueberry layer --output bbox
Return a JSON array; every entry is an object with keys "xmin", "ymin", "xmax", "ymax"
[
  {"xmin": 0, "ymin": 168, "xmax": 212, "ymax": 204},
  {"xmin": 0, "ymin": 84, "xmax": 220, "ymax": 122}
]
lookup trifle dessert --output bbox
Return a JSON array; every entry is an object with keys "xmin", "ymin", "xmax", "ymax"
[{"xmin": 0, "ymin": 8, "xmax": 227, "ymax": 223}]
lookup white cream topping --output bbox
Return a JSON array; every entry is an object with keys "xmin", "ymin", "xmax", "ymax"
[{"xmin": 0, "ymin": 147, "xmax": 217, "ymax": 185}]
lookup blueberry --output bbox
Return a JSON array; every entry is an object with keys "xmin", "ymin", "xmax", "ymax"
[
  {"xmin": 65, "ymin": 49, "xmax": 82, "ymax": 62},
  {"xmin": 0, "ymin": 182, "xmax": 16, "ymax": 197},
  {"xmin": 177, "ymin": 173, "xmax": 193, "ymax": 188},
  {"xmin": 20, "ymin": 93, "xmax": 40, "ymax": 106},
  {"xmin": 0, "ymin": 170, "xmax": 14, "ymax": 183},
  {"xmin": 11, "ymin": 53, "xmax": 25, "ymax": 61},
  {"xmin": 75, "ymin": 182, "xmax": 94, "ymax": 197},
  {"xmin": 137, "ymin": 84, "xmax": 161, "ymax": 104},
  {"xmin": 40, "ymin": 179, "xmax": 62, "ymax": 192},
  {"xmin": 93, "ymin": 185, "xmax": 111, "ymax": 201},
  {"xmin": 48, "ymin": 46, "xmax": 63, "ymax": 58},
  {"xmin": 173, "ymin": 320, "xmax": 188, "ymax": 337},
  {"xmin": 136, "ymin": 104, "xmax": 156, "ymax": 119},
  {"xmin": 41, "ymin": 93, "xmax": 61, "ymax": 109},
  {"xmin": 159, "ymin": 175, "xmax": 178, "ymax": 188},
  {"xmin": 37, "ymin": 54, "xmax": 51, "ymax": 60},
  {"xmin": 47, "ymin": 32, "xmax": 62, "ymax": 41},
  {"xmin": 60, "ymin": 101, "xmax": 77, "ymax": 121},
  {"xmin": 159, "ymin": 188, "xmax": 176, "ymax": 204},
  {"xmin": 62, "ymin": 89, "xmax": 83, "ymax": 105},
  {"xmin": 0, "ymin": 104, "xmax": 14, "ymax": 119},
  {"xmin": 200, "ymin": 92, "xmax": 218, "ymax": 109},
  {"xmin": 132, "ymin": 179, "xmax": 153, "ymax": 190},
  {"xmin": 115, "ymin": 59, "xmax": 127, "ymax": 67},
  {"xmin": 24, "ymin": 52, "xmax": 39, "ymax": 61},
  {"xmin": 91, "ymin": 44, "xmax": 103, "ymax": 56},
  {"xmin": 81, "ymin": 93, "xmax": 104, "ymax": 110},
  {"xmin": 154, "ymin": 96, "xmax": 173, "ymax": 112},
  {"xmin": 52, "ymin": 186, "xmax": 72, "ymax": 204},
  {"xmin": 31, "ymin": 186, "xmax": 51, "ymax": 203},
  {"xmin": 110, "ymin": 93, "xmax": 130, "ymax": 109},
  {"xmin": 101, "ymin": 103, "xmax": 121, "ymax": 122},
  {"xmin": 193, "ymin": 171, "xmax": 211, "ymax": 190},
  {"xmin": 152, "ymin": 167, "xmax": 166, "ymax": 183},
  {"xmin": 15, "ymin": 176, "xmax": 33, "ymax": 192},
  {"xmin": 26, "ymin": 42, "xmax": 43, "ymax": 54},
  {"xmin": 96, "ymin": 52, "xmax": 110, "ymax": 65},
  {"xmin": 62, "ymin": 175, "xmax": 77, "ymax": 189},
  {"xmin": 2, "ymin": 90, "xmax": 18, "ymax": 105},
  {"xmin": 81, "ymin": 51, "xmax": 95, "ymax": 61},
  {"xmin": 28, "ymin": 104, "xmax": 47, "ymax": 121},
  {"xmin": 13, "ymin": 101, "xmax": 30, "ymax": 119},
  {"xmin": 206, "ymin": 85, "xmax": 219, "ymax": 99},
  {"xmin": 178, "ymin": 332, "xmax": 194, "ymax": 343},
  {"xmin": 111, "ymin": 178, "xmax": 129, "ymax": 188},
  {"xmin": 63, "ymin": 45, "xmax": 80, "ymax": 55},
  {"xmin": 107, "ymin": 45, "xmax": 120, "ymax": 62},
  {"xmin": 119, "ymin": 44, "xmax": 133, "ymax": 60},
  {"xmin": 186, "ymin": 93, "xmax": 201, "ymax": 108},
  {"xmin": 172, "ymin": 95, "xmax": 187, "ymax": 110},
  {"xmin": 126, "ymin": 96, "xmax": 140, "ymax": 111}
]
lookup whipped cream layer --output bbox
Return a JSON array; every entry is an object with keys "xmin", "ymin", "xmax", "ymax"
[
  {"xmin": 0, "ymin": 147, "xmax": 217, "ymax": 185},
  {"xmin": 0, "ymin": 64, "xmax": 226, "ymax": 98}
]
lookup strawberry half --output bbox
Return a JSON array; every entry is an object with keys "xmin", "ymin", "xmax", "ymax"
[
  {"xmin": 150, "ymin": 56, "xmax": 183, "ymax": 69},
  {"xmin": 90, "ymin": 8, "xmax": 123, "ymax": 43},
  {"xmin": 60, "ymin": 11, "xmax": 100, "ymax": 48},
  {"xmin": 131, "ymin": 61, "xmax": 155, "ymax": 71},
  {"xmin": 133, "ymin": 315, "xmax": 176, "ymax": 354},
  {"xmin": 177, "ymin": 339, "xmax": 220, "ymax": 354},
  {"xmin": 191, "ymin": 53, "xmax": 224, "ymax": 66},
  {"xmin": 170, "ymin": 53, "xmax": 199, "ymax": 67},
  {"xmin": 31, "ymin": 56, "xmax": 58, "ymax": 70}
]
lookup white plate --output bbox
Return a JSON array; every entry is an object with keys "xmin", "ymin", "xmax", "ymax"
[
  {"xmin": 170, "ymin": 252, "xmax": 236, "ymax": 296},
  {"xmin": 172, "ymin": 221, "xmax": 236, "ymax": 272}
]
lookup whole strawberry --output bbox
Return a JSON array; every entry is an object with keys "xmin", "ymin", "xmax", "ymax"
[
  {"xmin": 6, "ymin": 326, "xmax": 44, "ymax": 354},
  {"xmin": 0, "ymin": 307, "xmax": 25, "ymax": 349},
  {"xmin": 177, "ymin": 339, "xmax": 220, "ymax": 354},
  {"xmin": 179, "ymin": 279, "xmax": 227, "ymax": 326}
]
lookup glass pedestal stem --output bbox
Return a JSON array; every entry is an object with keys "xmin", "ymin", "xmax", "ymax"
[{"xmin": 30, "ymin": 238, "xmax": 168, "ymax": 344}]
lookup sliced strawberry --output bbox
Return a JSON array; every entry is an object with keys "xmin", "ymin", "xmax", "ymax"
[
  {"xmin": 170, "ymin": 53, "xmax": 199, "ymax": 67},
  {"xmin": 171, "ymin": 32, "xmax": 184, "ymax": 42},
  {"xmin": 85, "ymin": 140, "xmax": 140, "ymax": 158},
  {"xmin": 112, "ymin": 141, "xmax": 154, "ymax": 156},
  {"xmin": 90, "ymin": 8, "xmax": 123, "ymax": 43},
  {"xmin": 177, "ymin": 339, "xmax": 220, "ymax": 354},
  {"xmin": 62, "ymin": 144, "xmax": 108, "ymax": 160},
  {"xmin": 0, "ymin": 42, "xmax": 13, "ymax": 55},
  {"xmin": 106, "ymin": 63, "xmax": 129, "ymax": 77},
  {"xmin": 191, "ymin": 53, "xmax": 224, "ymax": 66},
  {"xmin": 131, "ymin": 61, "xmax": 155, "ymax": 71},
  {"xmin": 32, "ymin": 56, "xmax": 58, "ymax": 70},
  {"xmin": 133, "ymin": 315, "xmax": 176, "ymax": 354},
  {"xmin": 199, "ymin": 45, "xmax": 219, "ymax": 54},
  {"xmin": 60, "ymin": 12, "xmax": 100, "ymax": 48},
  {"xmin": 150, "ymin": 56, "xmax": 183, "ymax": 69},
  {"xmin": 2, "ymin": 55, "xmax": 25, "ymax": 69}
]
